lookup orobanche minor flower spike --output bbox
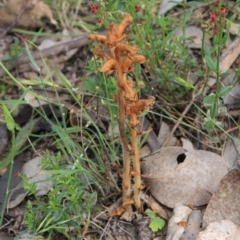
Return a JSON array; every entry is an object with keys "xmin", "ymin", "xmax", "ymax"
[{"xmin": 89, "ymin": 13, "xmax": 155, "ymax": 215}]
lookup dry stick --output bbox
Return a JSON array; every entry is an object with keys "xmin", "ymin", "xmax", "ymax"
[
  {"xmin": 161, "ymin": 92, "xmax": 198, "ymax": 148},
  {"xmin": 99, "ymin": 216, "xmax": 112, "ymax": 240},
  {"xmin": 0, "ymin": 30, "xmax": 108, "ymax": 77},
  {"xmin": 131, "ymin": 126, "xmax": 141, "ymax": 211},
  {"xmin": 0, "ymin": 0, "xmax": 31, "ymax": 39}
]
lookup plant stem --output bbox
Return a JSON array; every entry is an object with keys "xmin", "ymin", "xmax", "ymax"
[
  {"xmin": 131, "ymin": 126, "xmax": 141, "ymax": 211},
  {"xmin": 213, "ymin": 2, "xmax": 223, "ymax": 118},
  {"xmin": 0, "ymin": 128, "xmax": 15, "ymax": 225},
  {"xmin": 116, "ymin": 66, "xmax": 132, "ymax": 211}
]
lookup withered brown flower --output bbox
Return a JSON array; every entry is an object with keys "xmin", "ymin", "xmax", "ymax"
[
  {"xmin": 89, "ymin": 34, "xmax": 107, "ymax": 44},
  {"xmin": 89, "ymin": 13, "xmax": 155, "ymax": 214},
  {"xmin": 89, "ymin": 14, "xmax": 133, "ymax": 51},
  {"xmin": 121, "ymin": 55, "xmax": 146, "ymax": 73},
  {"xmin": 92, "ymin": 48, "xmax": 112, "ymax": 60},
  {"xmin": 114, "ymin": 43, "xmax": 138, "ymax": 57},
  {"xmin": 126, "ymin": 97, "xmax": 155, "ymax": 127},
  {"xmin": 99, "ymin": 58, "xmax": 118, "ymax": 75},
  {"xmin": 107, "ymin": 14, "xmax": 133, "ymax": 48}
]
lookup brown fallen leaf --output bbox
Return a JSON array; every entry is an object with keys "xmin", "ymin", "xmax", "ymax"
[
  {"xmin": 141, "ymin": 140, "xmax": 228, "ymax": 208},
  {"xmin": 0, "ymin": 0, "xmax": 57, "ymax": 28},
  {"xmin": 219, "ymin": 38, "xmax": 240, "ymax": 73},
  {"xmin": 202, "ymin": 169, "xmax": 240, "ymax": 228},
  {"xmin": 158, "ymin": 121, "xmax": 177, "ymax": 147},
  {"xmin": 222, "ymin": 137, "xmax": 240, "ymax": 170},
  {"xmin": 7, "ymin": 156, "xmax": 53, "ymax": 209},
  {"xmin": 0, "ymin": 153, "xmax": 25, "ymax": 213}
]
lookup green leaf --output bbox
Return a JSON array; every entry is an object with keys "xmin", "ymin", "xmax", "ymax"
[
  {"xmin": 166, "ymin": 30, "xmax": 176, "ymax": 41},
  {"xmin": 84, "ymin": 77, "xmax": 97, "ymax": 93},
  {"xmin": 1, "ymin": 104, "xmax": 15, "ymax": 131},
  {"xmin": 219, "ymin": 86, "xmax": 232, "ymax": 97},
  {"xmin": 220, "ymin": 72, "xmax": 230, "ymax": 78},
  {"xmin": 185, "ymin": 8, "xmax": 192, "ymax": 21},
  {"xmin": 203, "ymin": 95, "xmax": 215, "ymax": 105},
  {"xmin": 0, "ymin": 118, "xmax": 39, "ymax": 171},
  {"xmin": 187, "ymin": 1, "xmax": 203, "ymax": 7},
  {"xmin": 194, "ymin": 70, "xmax": 204, "ymax": 77},
  {"xmin": 225, "ymin": 19, "xmax": 240, "ymax": 35},
  {"xmin": 145, "ymin": 209, "xmax": 156, "ymax": 218},
  {"xmin": 221, "ymin": 32, "xmax": 229, "ymax": 46},
  {"xmin": 176, "ymin": 77, "xmax": 195, "ymax": 89},
  {"xmin": 204, "ymin": 120, "xmax": 215, "ymax": 131},
  {"xmin": 205, "ymin": 55, "xmax": 217, "ymax": 71},
  {"xmin": 210, "ymin": 103, "xmax": 218, "ymax": 118},
  {"xmin": 149, "ymin": 217, "xmax": 165, "ymax": 232},
  {"xmin": 25, "ymin": 42, "xmax": 40, "ymax": 72}
]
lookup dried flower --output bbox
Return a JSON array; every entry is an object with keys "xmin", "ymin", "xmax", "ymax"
[
  {"xmin": 89, "ymin": 34, "xmax": 107, "ymax": 44},
  {"xmin": 99, "ymin": 58, "xmax": 118, "ymax": 75},
  {"xmin": 220, "ymin": 6, "xmax": 229, "ymax": 16},
  {"xmin": 139, "ymin": 17, "xmax": 145, "ymax": 24},
  {"xmin": 209, "ymin": 12, "xmax": 219, "ymax": 23},
  {"xmin": 15, "ymin": 172, "xmax": 20, "ymax": 178},
  {"xmin": 213, "ymin": 25, "xmax": 218, "ymax": 36},
  {"xmin": 114, "ymin": 43, "xmax": 138, "ymax": 57},
  {"xmin": 122, "ymin": 79, "xmax": 138, "ymax": 102},
  {"xmin": 92, "ymin": 48, "xmax": 111, "ymax": 60},
  {"xmin": 108, "ymin": 14, "xmax": 133, "ymax": 46},
  {"xmin": 89, "ymin": 3, "xmax": 99, "ymax": 14},
  {"xmin": 124, "ymin": 24, "xmax": 132, "ymax": 35},
  {"xmin": 90, "ymin": 14, "xmax": 133, "ymax": 49},
  {"xmin": 126, "ymin": 97, "xmax": 155, "ymax": 127},
  {"xmin": 214, "ymin": 0, "xmax": 220, "ymax": 6},
  {"xmin": 134, "ymin": 5, "xmax": 141, "ymax": 13},
  {"xmin": 96, "ymin": 19, "xmax": 102, "ymax": 26},
  {"xmin": 208, "ymin": 4, "xmax": 229, "ymax": 36},
  {"xmin": 122, "ymin": 55, "xmax": 146, "ymax": 73}
]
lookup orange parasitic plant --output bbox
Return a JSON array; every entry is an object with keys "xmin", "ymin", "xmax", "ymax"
[{"xmin": 89, "ymin": 13, "xmax": 155, "ymax": 214}]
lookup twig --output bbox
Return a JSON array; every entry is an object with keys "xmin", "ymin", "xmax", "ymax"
[
  {"xmin": 88, "ymin": 220, "xmax": 114, "ymax": 239},
  {"xmin": 0, "ymin": 0, "xmax": 32, "ymax": 39},
  {"xmin": 0, "ymin": 217, "xmax": 15, "ymax": 230},
  {"xmin": 0, "ymin": 30, "xmax": 108, "ymax": 77},
  {"xmin": 99, "ymin": 217, "xmax": 113, "ymax": 240}
]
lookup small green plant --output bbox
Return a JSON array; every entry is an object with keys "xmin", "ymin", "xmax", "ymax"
[
  {"xmin": 0, "ymin": 54, "xmax": 110, "ymax": 238},
  {"xmin": 23, "ymin": 151, "xmax": 98, "ymax": 238},
  {"xmin": 145, "ymin": 209, "xmax": 165, "ymax": 232},
  {"xmin": 200, "ymin": 1, "xmax": 232, "ymax": 130}
]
